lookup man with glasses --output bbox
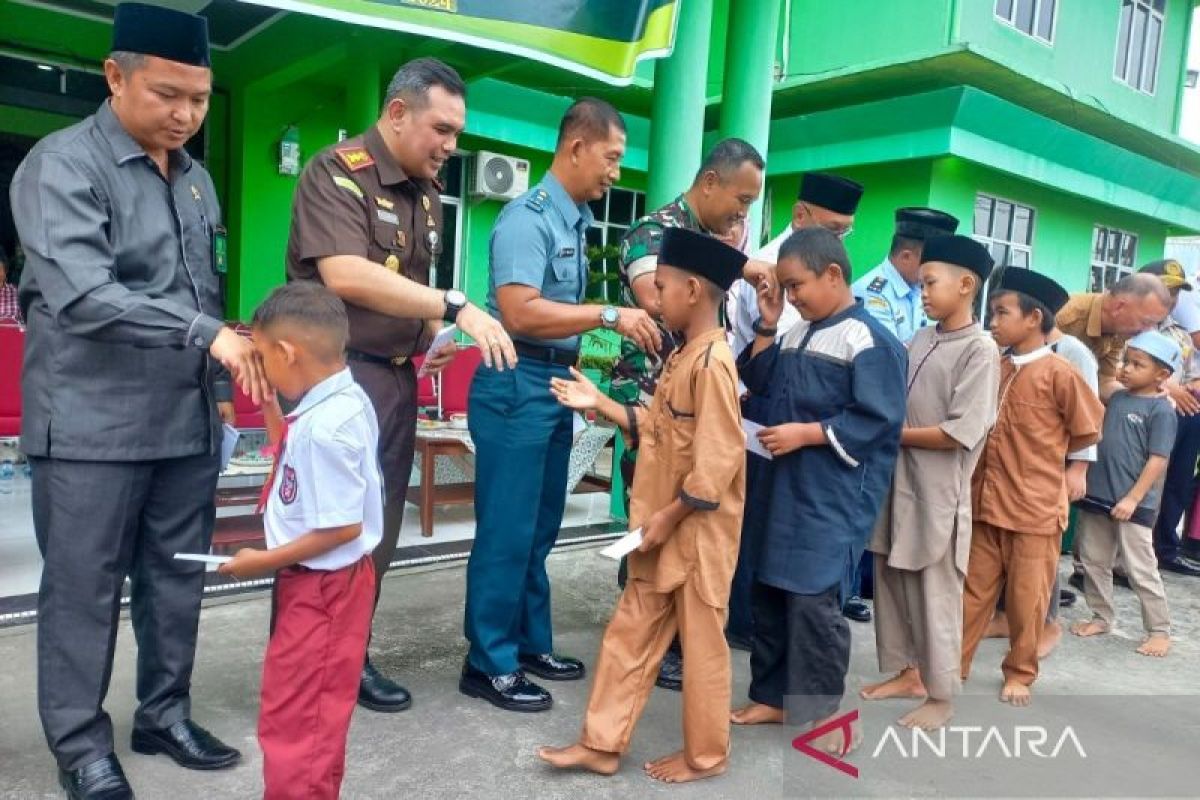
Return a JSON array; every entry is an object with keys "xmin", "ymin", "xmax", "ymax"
[
  {"xmin": 727, "ymin": 172, "xmax": 863, "ymax": 356},
  {"xmin": 852, "ymin": 208, "xmax": 960, "ymax": 345}
]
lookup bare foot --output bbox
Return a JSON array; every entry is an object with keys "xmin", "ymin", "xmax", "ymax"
[
  {"xmin": 1038, "ymin": 619, "xmax": 1063, "ymax": 659},
  {"xmin": 1136, "ymin": 634, "xmax": 1171, "ymax": 657},
  {"xmin": 537, "ymin": 743, "xmax": 619, "ymax": 775},
  {"xmin": 899, "ymin": 698, "xmax": 954, "ymax": 730},
  {"xmin": 1070, "ymin": 619, "xmax": 1110, "ymax": 638},
  {"xmin": 730, "ymin": 702, "xmax": 783, "ymax": 725},
  {"xmin": 860, "ymin": 667, "xmax": 927, "ymax": 700},
  {"xmin": 643, "ymin": 751, "xmax": 727, "ymax": 784},
  {"xmin": 999, "ymin": 680, "xmax": 1031, "ymax": 707},
  {"xmin": 985, "ymin": 611, "xmax": 1010, "ymax": 639},
  {"xmin": 808, "ymin": 712, "xmax": 863, "ymax": 756}
]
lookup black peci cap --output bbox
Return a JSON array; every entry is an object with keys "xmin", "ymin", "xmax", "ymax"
[
  {"xmin": 112, "ymin": 3, "xmax": 210, "ymax": 67},
  {"xmin": 797, "ymin": 172, "xmax": 864, "ymax": 216},
  {"xmin": 994, "ymin": 267, "xmax": 1069, "ymax": 313},
  {"xmin": 658, "ymin": 228, "xmax": 748, "ymax": 292},
  {"xmin": 895, "ymin": 207, "xmax": 959, "ymax": 240},
  {"xmin": 921, "ymin": 235, "xmax": 994, "ymax": 281}
]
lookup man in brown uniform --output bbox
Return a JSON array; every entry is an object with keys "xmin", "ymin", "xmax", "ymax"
[
  {"xmin": 1055, "ymin": 273, "xmax": 1171, "ymax": 400},
  {"xmin": 286, "ymin": 57, "xmax": 516, "ymax": 712}
]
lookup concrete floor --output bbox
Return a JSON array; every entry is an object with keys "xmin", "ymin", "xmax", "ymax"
[{"xmin": 1, "ymin": 544, "xmax": 1197, "ymax": 799}]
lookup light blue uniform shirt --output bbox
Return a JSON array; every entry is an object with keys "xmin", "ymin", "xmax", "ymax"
[
  {"xmin": 851, "ymin": 258, "xmax": 928, "ymax": 344},
  {"xmin": 486, "ymin": 172, "xmax": 594, "ymax": 351}
]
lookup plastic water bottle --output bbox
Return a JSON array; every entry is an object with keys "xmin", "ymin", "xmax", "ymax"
[{"xmin": 0, "ymin": 460, "xmax": 13, "ymax": 495}]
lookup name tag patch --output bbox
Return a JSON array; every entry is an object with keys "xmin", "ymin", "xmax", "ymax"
[
  {"xmin": 557, "ymin": 247, "xmax": 576, "ymax": 258},
  {"xmin": 376, "ymin": 209, "xmax": 399, "ymax": 225}
]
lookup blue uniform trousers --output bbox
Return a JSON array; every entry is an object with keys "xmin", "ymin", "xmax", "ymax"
[{"xmin": 464, "ymin": 358, "xmax": 573, "ymax": 676}]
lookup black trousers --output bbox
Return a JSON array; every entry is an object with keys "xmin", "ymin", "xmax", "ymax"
[
  {"xmin": 747, "ymin": 580, "xmax": 849, "ymax": 725},
  {"xmin": 31, "ymin": 453, "xmax": 219, "ymax": 771}
]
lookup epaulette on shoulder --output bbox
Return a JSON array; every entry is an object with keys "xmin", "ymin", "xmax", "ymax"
[
  {"xmin": 334, "ymin": 146, "xmax": 374, "ymax": 172},
  {"xmin": 867, "ymin": 275, "xmax": 888, "ymax": 293},
  {"xmin": 524, "ymin": 188, "xmax": 551, "ymax": 213}
]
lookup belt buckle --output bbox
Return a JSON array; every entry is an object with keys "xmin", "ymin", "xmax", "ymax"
[{"xmin": 390, "ymin": 355, "xmax": 408, "ymax": 367}]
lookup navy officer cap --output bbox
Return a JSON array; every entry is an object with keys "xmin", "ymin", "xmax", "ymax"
[
  {"xmin": 797, "ymin": 172, "xmax": 864, "ymax": 216},
  {"xmin": 658, "ymin": 228, "xmax": 747, "ymax": 292},
  {"xmin": 994, "ymin": 266, "xmax": 1070, "ymax": 314},
  {"xmin": 921, "ymin": 234, "xmax": 994, "ymax": 281},
  {"xmin": 112, "ymin": 3, "xmax": 210, "ymax": 67},
  {"xmin": 895, "ymin": 207, "xmax": 959, "ymax": 240}
]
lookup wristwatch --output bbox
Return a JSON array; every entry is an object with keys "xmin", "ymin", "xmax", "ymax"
[
  {"xmin": 600, "ymin": 305, "xmax": 620, "ymax": 330},
  {"xmin": 443, "ymin": 289, "xmax": 467, "ymax": 323},
  {"xmin": 752, "ymin": 317, "xmax": 778, "ymax": 338}
]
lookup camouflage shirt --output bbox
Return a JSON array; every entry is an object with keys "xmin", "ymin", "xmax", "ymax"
[{"xmin": 610, "ymin": 195, "xmax": 707, "ymax": 407}]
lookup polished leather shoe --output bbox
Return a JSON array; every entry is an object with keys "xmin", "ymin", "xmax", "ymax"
[
  {"xmin": 1059, "ymin": 588, "xmax": 1077, "ymax": 608},
  {"xmin": 1159, "ymin": 556, "xmax": 1200, "ymax": 577},
  {"xmin": 459, "ymin": 660, "xmax": 552, "ymax": 712},
  {"xmin": 842, "ymin": 596, "xmax": 871, "ymax": 623},
  {"xmin": 358, "ymin": 661, "xmax": 413, "ymax": 712},
  {"xmin": 1067, "ymin": 570, "xmax": 1085, "ymax": 591},
  {"xmin": 655, "ymin": 649, "xmax": 683, "ymax": 691},
  {"xmin": 130, "ymin": 719, "xmax": 239, "ymax": 770},
  {"xmin": 518, "ymin": 652, "xmax": 584, "ymax": 681},
  {"xmin": 58, "ymin": 754, "xmax": 134, "ymax": 800}
]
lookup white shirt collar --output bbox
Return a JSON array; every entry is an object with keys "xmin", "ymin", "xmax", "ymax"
[
  {"xmin": 1009, "ymin": 344, "xmax": 1053, "ymax": 366},
  {"xmin": 290, "ymin": 367, "xmax": 355, "ymax": 418}
]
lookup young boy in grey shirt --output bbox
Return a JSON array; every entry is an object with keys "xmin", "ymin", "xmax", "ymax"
[{"xmin": 1072, "ymin": 330, "xmax": 1179, "ymax": 657}]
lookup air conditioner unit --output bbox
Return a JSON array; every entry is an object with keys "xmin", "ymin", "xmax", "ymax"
[{"xmin": 470, "ymin": 151, "xmax": 530, "ymax": 201}]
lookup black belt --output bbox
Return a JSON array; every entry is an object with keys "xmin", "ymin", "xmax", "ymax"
[
  {"xmin": 514, "ymin": 341, "xmax": 578, "ymax": 367},
  {"xmin": 346, "ymin": 349, "xmax": 410, "ymax": 367}
]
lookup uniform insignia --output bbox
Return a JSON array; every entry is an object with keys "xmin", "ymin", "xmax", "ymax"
[
  {"xmin": 558, "ymin": 247, "xmax": 576, "ymax": 258},
  {"xmin": 421, "ymin": 195, "xmax": 431, "ymax": 211},
  {"xmin": 525, "ymin": 189, "xmax": 549, "ymax": 213},
  {"xmin": 867, "ymin": 276, "xmax": 888, "ymax": 292},
  {"xmin": 279, "ymin": 465, "xmax": 297, "ymax": 505},
  {"xmin": 190, "ymin": 185, "xmax": 201, "ymax": 202},
  {"xmin": 866, "ymin": 296, "xmax": 890, "ymax": 310},
  {"xmin": 396, "ymin": 230, "xmax": 406, "ymax": 249},
  {"xmin": 426, "ymin": 214, "xmax": 436, "ymax": 228},
  {"xmin": 427, "ymin": 229, "xmax": 441, "ymax": 253},
  {"xmin": 335, "ymin": 146, "xmax": 375, "ymax": 172},
  {"xmin": 375, "ymin": 196, "xmax": 394, "ymax": 210},
  {"xmin": 332, "ymin": 175, "xmax": 364, "ymax": 199},
  {"xmin": 376, "ymin": 209, "xmax": 399, "ymax": 225},
  {"xmin": 384, "ymin": 254, "xmax": 401, "ymax": 272}
]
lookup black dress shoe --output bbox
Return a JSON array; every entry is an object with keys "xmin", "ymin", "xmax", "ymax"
[
  {"xmin": 725, "ymin": 631, "xmax": 754, "ymax": 652},
  {"xmin": 655, "ymin": 649, "xmax": 683, "ymax": 691},
  {"xmin": 130, "ymin": 719, "xmax": 240, "ymax": 771},
  {"xmin": 1113, "ymin": 571, "xmax": 1132, "ymax": 589},
  {"xmin": 1159, "ymin": 556, "xmax": 1200, "ymax": 577},
  {"xmin": 1067, "ymin": 570, "xmax": 1085, "ymax": 591},
  {"xmin": 1059, "ymin": 588, "xmax": 1077, "ymax": 608},
  {"xmin": 358, "ymin": 661, "xmax": 413, "ymax": 712},
  {"xmin": 518, "ymin": 652, "xmax": 585, "ymax": 681},
  {"xmin": 459, "ymin": 660, "xmax": 552, "ymax": 712},
  {"xmin": 842, "ymin": 596, "xmax": 871, "ymax": 623},
  {"xmin": 58, "ymin": 754, "xmax": 134, "ymax": 800}
]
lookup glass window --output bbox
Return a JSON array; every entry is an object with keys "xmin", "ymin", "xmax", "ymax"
[
  {"xmin": 433, "ymin": 154, "xmax": 465, "ymax": 291},
  {"xmin": 973, "ymin": 193, "xmax": 1035, "ymax": 270},
  {"xmin": 1115, "ymin": 0, "xmax": 1166, "ymax": 93},
  {"xmin": 586, "ymin": 186, "xmax": 647, "ymax": 303},
  {"xmin": 1090, "ymin": 225, "xmax": 1139, "ymax": 292},
  {"xmin": 994, "ymin": 0, "xmax": 1055, "ymax": 42}
]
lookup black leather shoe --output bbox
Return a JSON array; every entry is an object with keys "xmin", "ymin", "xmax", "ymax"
[
  {"xmin": 58, "ymin": 754, "xmax": 134, "ymax": 800},
  {"xmin": 130, "ymin": 719, "xmax": 240, "ymax": 771},
  {"xmin": 1059, "ymin": 588, "xmax": 1077, "ymax": 608},
  {"xmin": 655, "ymin": 649, "xmax": 683, "ymax": 691},
  {"xmin": 1159, "ymin": 556, "xmax": 1200, "ymax": 577},
  {"xmin": 459, "ymin": 660, "xmax": 552, "ymax": 712},
  {"xmin": 725, "ymin": 631, "xmax": 754, "ymax": 652},
  {"xmin": 1067, "ymin": 570, "xmax": 1085, "ymax": 591},
  {"xmin": 518, "ymin": 652, "xmax": 585, "ymax": 681},
  {"xmin": 842, "ymin": 596, "xmax": 872, "ymax": 623},
  {"xmin": 1113, "ymin": 571, "xmax": 1132, "ymax": 589},
  {"xmin": 358, "ymin": 661, "xmax": 413, "ymax": 712}
]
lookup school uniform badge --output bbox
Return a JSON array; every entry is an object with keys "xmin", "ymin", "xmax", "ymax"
[{"xmin": 279, "ymin": 465, "xmax": 298, "ymax": 505}]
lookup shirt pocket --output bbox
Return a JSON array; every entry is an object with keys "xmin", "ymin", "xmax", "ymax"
[{"xmin": 549, "ymin": 237, "xmax": 583, "ymax": 297}]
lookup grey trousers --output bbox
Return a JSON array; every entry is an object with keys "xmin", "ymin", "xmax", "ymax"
[{"xmin": 31, "ymin": 453, "xmax": 219, "ymax": 771}]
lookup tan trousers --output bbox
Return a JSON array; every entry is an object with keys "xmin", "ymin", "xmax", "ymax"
[
  {"xmin": 1077, "ymin": 511, "xmax": 1170, "ymax": 635},
  {"xmin": 961, "ymin": 522, "xmax": 1058, "ymax": 686},
  {"xmin": 579, "ymin": 577, "xmax": 730, "ymax": 770},
  {"xmin": 873, "ymin": 548, "xmax": 964, "ymax": 700}
]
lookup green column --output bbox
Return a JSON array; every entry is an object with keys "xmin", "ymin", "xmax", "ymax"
[
  {"xmin": 718, "ymin": 0, "xmax": 782, "ymax": 245},
  {"xmin": 346, "ymin": 56, "xmax": 382, "ymax": 134},
  {"xmin": 645, "ymin": 0, "xmax": 715, "ymax": 208}
]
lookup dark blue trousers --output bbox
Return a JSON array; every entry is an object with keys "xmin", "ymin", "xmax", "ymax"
[{"xmin": 1154, "ymin": 411, "xmax": 1200, "ymax": 563}]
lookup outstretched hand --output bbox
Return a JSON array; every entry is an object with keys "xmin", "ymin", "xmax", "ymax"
[{"xmin": 550, "ymin": 366, "xmax": 601, "ymax": 410}]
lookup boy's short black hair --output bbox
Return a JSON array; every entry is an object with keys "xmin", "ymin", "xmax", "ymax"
[
  {"xmin": 777, "ymin": 226, "xmax": 852, "ymax": 284},
  {"xmin": 988, "ymin": 289, "xmax": 1056, "ymax": 334},
  {"xmin": 253, "ymin": 281, "xmax": 349, "ymax": 360}
]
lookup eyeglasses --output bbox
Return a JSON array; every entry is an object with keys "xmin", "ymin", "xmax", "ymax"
[{"xmin": 800, "ymin": 203, "xmax": 853, "ymax": 240}]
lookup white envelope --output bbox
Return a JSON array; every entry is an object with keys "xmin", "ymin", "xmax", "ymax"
[
  {"xmin": 599, "ymin": 528, "xmax": 643, "ymax": 560},
  {"xmin": 742, "ymin": 419, "xmax": 773, "ymax": 460},
  {"xmin": 221, "ymin": 424, "xmax": 240, "ymax": 471},
  {"xmin": 418, "ymin": 324, "xmax": 458, "ymax": 377},
  {"xmin": 173, "ymin": 553, "xmax": 232, "ymax": 565}
]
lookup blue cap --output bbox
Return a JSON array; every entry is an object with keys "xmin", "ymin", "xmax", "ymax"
[{"xmin": 1126, "ymin": 330, "xmax": 1182, "ymax": 372}]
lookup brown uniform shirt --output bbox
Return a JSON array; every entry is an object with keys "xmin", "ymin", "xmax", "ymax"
[
  {"xmin": 286, "ymin": 125, "xmax": 442, "ymax": 359},
  {"xmin": 626, "ymin": 329, "xmax": 746, "ymax": 608},
  {"xmin": 972, "ymin": 347, "xmax": 1104, "ymax": 536},
  {"xmin": 1055, "ymin": 293, "xmax": 1126, "ymax": 389}
]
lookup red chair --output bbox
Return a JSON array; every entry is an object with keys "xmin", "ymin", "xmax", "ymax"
[
  {"xmin": 439, "ymin": 346, "xmax": 482, "ymax": 417},
  {"xmin": 0, "ymin": 323, "xmax": 24, "ymax": 437},
  {"xmin": 231, "ymin": 381, "xmax": 264, "ymax": 429}
]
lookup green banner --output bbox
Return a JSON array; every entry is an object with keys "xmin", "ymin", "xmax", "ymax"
[{"xmin": 240, "ymin": 0, "xmax": 678, "ymax": 85}]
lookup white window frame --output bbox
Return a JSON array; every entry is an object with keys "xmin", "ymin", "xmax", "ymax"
[
  {"xmin": 431, "ymin": 152, "xmax": 466, "ymax": 291},
  {"xmin": 972, "ymin": 193, "xmax": 1037, "ymax": 270},
  {"xmin": 1089, "ymin": 225, "xmax": 1139, "ymax": 293},
  {"xmin": 1114, "ymin": 0, "xmax": 1166, "ymax": 95},
  {"xmin": 588, "ymin": 186, "xmax": 646, "ymax": 303},
  {"xmin": 993, "ymin": 0, "xmax": 1057, "ymax": 44}
]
